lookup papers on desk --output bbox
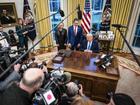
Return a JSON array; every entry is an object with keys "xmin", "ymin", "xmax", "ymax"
[
  {"xmin": 98, "ymin": 31, "xmax": 114, "ymax": 40},
  {"xmin": 53, "ymin": 63, "xmax": 64, "ymax": 69}
]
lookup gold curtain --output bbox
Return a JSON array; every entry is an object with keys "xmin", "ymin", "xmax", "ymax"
[
  {"xmin": 110, "ymin": 0, "xmax": 133, "ymax": 51},
  {"xmin": 34, "ymin": 0, "xmax": 53, "ymax": 49},
  {"xmin": 67, "ymin": 0, "xmax": 85, "ymax": 27}
]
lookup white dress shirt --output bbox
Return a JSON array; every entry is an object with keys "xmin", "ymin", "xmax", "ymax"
[
  {"xmin": 87, "ymin": 41, "xmax": 92, "ymax": 50},
  {"xmin": 73, "ymin": 26, "xmax": 78, "ymax": 35}
]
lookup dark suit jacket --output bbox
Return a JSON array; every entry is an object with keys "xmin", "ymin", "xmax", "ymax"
[
  {"xmin": 68, "ymin": 25, "xmax": 83, "ymax": 48},
  {"xmin": 55, "ymin": 28, "xmax": 67, "ymax": 50},
  {"xmin": 0, "ymin": 83, "xmax": 32, "ymax": 105},
  {"xmin": 80, "ymin": 39, "xmax": 99, "ymax": 53}
]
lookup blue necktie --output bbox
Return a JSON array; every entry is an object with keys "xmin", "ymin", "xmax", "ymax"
[{"xmin": 88, "ymin": 42, "xmax": 91, "ymax": 50}]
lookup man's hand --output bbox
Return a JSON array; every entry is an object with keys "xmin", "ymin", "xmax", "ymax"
[
  {"xmin": 64, "ymin": 43, "xmax": 67, "ymax": 46},
  {"xmin": 56, "ymin": 44, "xmax": 59, "ymax": 47},
  {"xmin": 78, "ymin": 84, "xmax": 85, "ymax": 96},
  {"xmin": 22, "ymin": 31, "xmax": 28, "ymax": 35},
  {"xmin": 77, "ymin": 43, "xmax": 80, "ymax": 48},
  {"xmin": 41, "ymin": 65, "xmax": 48, "ymax": 73},
  {"xmin": 14, "ymin": 64, "xmax": 21, "ymax": 72},
  {"xmin": 68, "ymin": 43, "xmax": 71, "ymax": 48}
]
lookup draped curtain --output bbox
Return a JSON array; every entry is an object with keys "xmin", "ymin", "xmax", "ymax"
[
  {"xmin": 110, "ymin": 0, "xmax": 133, "ymax": 51},
  {"xmin": 34, "ymin": 0, "xmax": 53, "ymax": 49},
  {"xmin": 67, "ymin": 0, "xmax": 85, "ymax": 27}
]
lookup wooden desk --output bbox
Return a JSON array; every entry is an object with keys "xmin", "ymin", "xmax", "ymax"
[{"xmin": 47, "ymin": 51, "xmax": 119, "ymax": 103}]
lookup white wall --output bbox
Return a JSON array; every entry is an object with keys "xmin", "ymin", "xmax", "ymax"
[{"xmin": 0, "ymin": 0, "xmax": 40, "ymax": 50}]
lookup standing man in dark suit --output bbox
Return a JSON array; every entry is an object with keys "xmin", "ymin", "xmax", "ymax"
[
  {"xmin": 55, "ymin": 22, "xmax": 67, "ymax": 50},
  {"xmin": 68, "ymin": 18, "xmax": 83, "ymax": 50},
  {"xmin": 80, "ymin": 33, "xmax": 99, "ymax": 53}
]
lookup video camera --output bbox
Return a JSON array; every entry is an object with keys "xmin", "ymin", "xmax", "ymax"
[
  {"xmin": 94, "ymin": 53, "xmax": 114, "ymax": 69},
  {"xmin": 33, "ymin": 68, "xmax": 71, "ymax": 105}
]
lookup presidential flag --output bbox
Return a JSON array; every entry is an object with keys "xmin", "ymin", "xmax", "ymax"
[
  {"xmin": 23, "ymin": 0, "xmax": 37, "ymax": 41},
  {"xmin": 81, "ymin": 0, "xmax": 91, "ymax": 34},
  {"xmin": 101, "ymin": 0, "xmax": 112, "ymax": 31}
]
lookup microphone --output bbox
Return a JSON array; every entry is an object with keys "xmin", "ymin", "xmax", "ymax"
[
  {"xmin": 112, "ymin": 24, "xmax": 127, "ymax": 28},
  {"xmin": 77, "ymin": 4, "xmax": 82, "ymax": 20},
  {"xmin": 59, "ymin": 9, "xmax": 65, "ymax": 17},
  {"xmin": 60, "ymin": 72, "xmax": 71, "ymax": 84}
]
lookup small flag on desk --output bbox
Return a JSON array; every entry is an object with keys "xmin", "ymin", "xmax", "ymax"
[
  {"xmin": 43, "ymin": 90, "xmax": 56, "ymax": 105},
  {"xmin": 81, "ymin": 0, "xmax": 91, "ymax": 34},
  {"xmin": 23, "ymin": 0, "xmax": 37, "ymax": 41}
]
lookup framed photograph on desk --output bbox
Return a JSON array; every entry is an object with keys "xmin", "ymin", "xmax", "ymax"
[{"xmin": 0, "ymin": 3, "xmax": 18, "ymax": 27}]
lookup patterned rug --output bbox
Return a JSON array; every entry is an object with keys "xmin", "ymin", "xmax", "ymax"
[{"xmin": 116, "ymin": 56, "xmax": 140, "ymax": 75}]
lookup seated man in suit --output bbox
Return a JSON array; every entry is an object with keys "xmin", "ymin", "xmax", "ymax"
[
  {"xmin": 80, "ymin": 33, "xmax": 99, "ymax": 53},
  {"xmin": 68, "ymin": 18, "xmax": 83, "ymax": 50}
]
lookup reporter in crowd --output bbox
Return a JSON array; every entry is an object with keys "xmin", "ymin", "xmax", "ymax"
[
  {"xmin": 60, "ymin": 82, "xmax": 94, "ymax": 105},
  {"xmin": 0, "ymin": 68, "xmax": 44, "ymax": 105},
  {"xmin": 0, "ymin": 64, "xmax": 21, "ymax": 92},
  {"xmin": 0, "ymin": 24, "xmax": 10, "ymax": 47},
  {"xmin": 108, "ymin": 93, "xmax": 136, "ymax": 105}
]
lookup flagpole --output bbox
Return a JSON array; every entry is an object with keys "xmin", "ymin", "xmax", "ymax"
[{"xmin": 90, "ymin": 0, "xmax": 92, "ymax": 34}]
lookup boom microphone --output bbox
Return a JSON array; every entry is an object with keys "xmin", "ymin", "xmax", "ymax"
[
  {"xmin": 112, "ymin": 24, "xmax": 127, "ymax": 28},
  {"xmin": 77, "ymin": 4, "xmax": 82, "ymax": 20},
  {"xmin": 59, "ymin": 9, "xmax": 65, "ymax": 17}
]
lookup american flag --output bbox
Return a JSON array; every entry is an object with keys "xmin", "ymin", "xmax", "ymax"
[{"xmin": 81, "ymin": 0, "xmax": 91, "ymax": 34}]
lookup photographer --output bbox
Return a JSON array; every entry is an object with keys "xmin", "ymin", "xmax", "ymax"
[
  {"xmin": 60, "ymin": 82, "xmax": 94, "ymax": 105},
  {"xmin": 0, "ymin": 24, "xmax": 10, "ymax": 47},
  {"xmin": 0, "ymin": 64, "xmax": 21, "ymax": 92},
  {"xmin": 108, "ymin": 93, "xmax": 136, "ymax": 105},
  {"xmin": 0, "ymin": 68, "xmax": 44, "ymax": 105}
]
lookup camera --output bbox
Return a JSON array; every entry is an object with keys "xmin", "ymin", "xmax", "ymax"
[{"xmin": 33, "ymin": 69, "xmax": 71, "ymax": 105}]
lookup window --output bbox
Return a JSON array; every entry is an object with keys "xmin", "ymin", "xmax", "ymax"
[
  {"xmin": 49, "ymin": 0, "xmax": 61, "ymax": 29},
  {"xmin": 132, "ymin": 15, "xmax": 140, "ymax": 48},
  {"xmin": 92, "ymin": 0, "xmax": 111, "ymax": 31},
  {"xmin": 92, "ymin": 0, "xmax": 104, "ymax": 11},
  {"xmin": 92, "ymin": 0, "xmax": 104, "ymax": 30},
  {"xmin": 49, "ymin": 0, "xmax": 61, "ymax": 40}
]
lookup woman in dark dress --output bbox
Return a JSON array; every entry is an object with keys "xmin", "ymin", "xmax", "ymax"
[{"xmin": 55, "ymin": 22, "xmax": 67, "ymax": 50}]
